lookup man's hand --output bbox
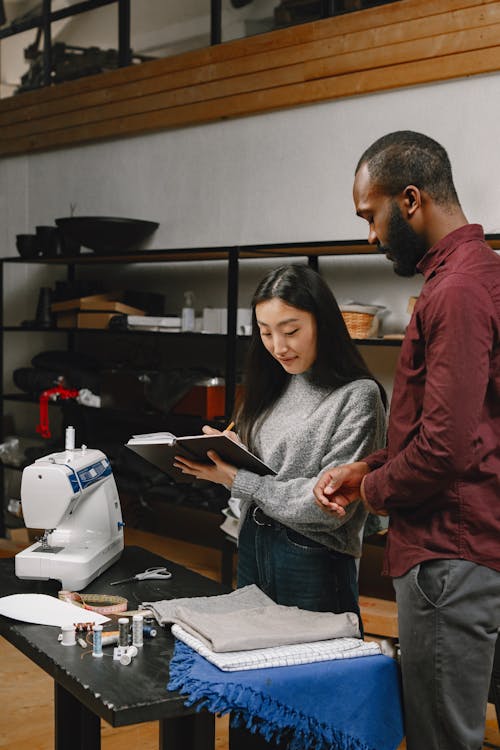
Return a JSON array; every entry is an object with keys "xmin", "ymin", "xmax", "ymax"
[{"xmin": 314, "ymin": 462, "xmax": 371, "ymax": 517}]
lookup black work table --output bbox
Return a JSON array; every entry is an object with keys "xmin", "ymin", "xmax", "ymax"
[{"xmin": 0, "ymin": 545, "xmax": 230, "ymax": 749}]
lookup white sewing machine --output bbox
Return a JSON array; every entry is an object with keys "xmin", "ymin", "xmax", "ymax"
[{"xmin": 15, "ymin": 427, "xmax": 124, "ymax": 591}]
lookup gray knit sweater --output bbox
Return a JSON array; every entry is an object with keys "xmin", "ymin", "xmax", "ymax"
[{"xmin": 232, "ymin": 376, "xmax": 386, "ymax": 557}]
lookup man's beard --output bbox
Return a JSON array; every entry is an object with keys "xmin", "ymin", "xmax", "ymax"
[{"xmin": 379, "ymin": 202, "xmax": 428, "ymax": 277}]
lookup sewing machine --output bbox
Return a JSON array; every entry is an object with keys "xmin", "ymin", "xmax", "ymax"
[{"xmin": 15, "ymin": 427, "xmax": 124, "ymax": 591}]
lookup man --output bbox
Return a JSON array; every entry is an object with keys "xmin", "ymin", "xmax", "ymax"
[{"xmin": 314, "ymin": 131, "xmax": 500, "ymax": 750}]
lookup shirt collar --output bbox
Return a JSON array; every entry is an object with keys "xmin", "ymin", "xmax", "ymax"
[{"xmin": 416, "ymin": 224, "xmax": 485, "ymax": 280}]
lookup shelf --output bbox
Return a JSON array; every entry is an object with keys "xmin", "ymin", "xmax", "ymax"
[
  {"xmin": 2, "ymin": 393, "xmax": 159, "ymax": 414},
  {"xmin": 1, "ymin": 326, "xmax": 227, "ymax": 336},
  {"xmin": 0, "ymin": 327, "xmax": 403, "ymax": 346},
  {"xmin": 1, "ymin": 393, "xmax": 176, "ymax": 421},
  {"xmin": 6, "ymin": 233, "xmax": 499, "ymax": 265},
  {"xmin": 4, "ymin": 240, "xmax": 377, "ymax": 265}
]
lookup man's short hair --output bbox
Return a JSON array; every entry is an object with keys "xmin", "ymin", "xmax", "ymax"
[{"xmin": 356, "ymin": 130, "xmax": 460, "ymax": 207}]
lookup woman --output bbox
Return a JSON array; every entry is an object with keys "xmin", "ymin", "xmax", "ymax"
[{"xmin": 174, "ymin": 264, "xmax": 386, "ymax": 620}]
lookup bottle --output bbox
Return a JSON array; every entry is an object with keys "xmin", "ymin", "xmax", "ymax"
[{"xmin": 181, "ymin": 290, "xmax": 195, "ymax": 332}]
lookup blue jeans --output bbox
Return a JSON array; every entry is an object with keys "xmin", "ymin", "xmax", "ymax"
[
  {"xmin": 237, "ymin": 506, "xmax": 361, "ymax": 622},
  {"xmin": 394, "ymin": 559, "xmax": 500, "ymax": 750},
  {"xmin": 230, "ymin": 507, "xmax": 362, "ymax": 749}
]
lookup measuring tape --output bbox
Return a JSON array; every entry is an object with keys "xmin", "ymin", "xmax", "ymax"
[{"xmin": 59, "ymin": 590, "xmax": 128, "ymax": 615}]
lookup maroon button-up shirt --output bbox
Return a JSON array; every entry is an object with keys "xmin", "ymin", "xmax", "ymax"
[{"xmin": 363, "ymin": 224, "xmax": 500, "ymax": 577}]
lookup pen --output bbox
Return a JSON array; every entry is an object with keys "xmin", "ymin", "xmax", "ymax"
[{"xmin": 224, "ymin": 420, "xmax": 235, "ymax": 432}]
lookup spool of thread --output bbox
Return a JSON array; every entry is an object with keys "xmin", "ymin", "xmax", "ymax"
[
  {"xmin": 119, "ymin": 646, "xmax": 137, "ymax": 666},
  {"xmin": 132, "ymin": 614, "xmax": 143, "ymax": 648},
  {"xmin": 60, "ymin": 625, "xmax": 76, "ymax": 646},
  {"xmin": 102, "ymin": 633, "xmax": 119, "ymax": 647},
  {"xmin": 65, "ymin": 425, "xmax": 75, "ymax": 450},
  {"xmin": 118, "ymin": 617, "xmax": 129, "ymax": 647},
  {"xmin": 92, "ymin": 624, "xmax": 103, "ymax": 658},
  {"xmin": 120, "ymin": 650, "xmax": 132, "ymax": 666},
  {"xmin": 143, "ymin": 624, "xmax": 157, "ymax": 639}
]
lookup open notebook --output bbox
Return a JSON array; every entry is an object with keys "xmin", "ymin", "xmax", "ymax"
[{"xmin": 126, "ymin": 431, "xmax": 276, "ymax": 483}]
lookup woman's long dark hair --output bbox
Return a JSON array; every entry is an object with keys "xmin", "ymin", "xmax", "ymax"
[{"xmin": 236, "ymin": 264, "xmax": 386, "ymax": 449}]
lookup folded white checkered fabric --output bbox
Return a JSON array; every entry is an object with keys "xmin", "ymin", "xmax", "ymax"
[{"xmin": 171, "ymin": 623, "xmax": 381, "ymax": 671}]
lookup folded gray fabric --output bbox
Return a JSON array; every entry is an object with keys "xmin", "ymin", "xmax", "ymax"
[
  {"xmin": 144, "ymin": 584, "xmax": 360, "ymax": 652},
  {"xmin": 143, "ymin": 584, "xmax": 274, "ymax": 626},
  {"xmin": 174, "ymin": 603, "xmax": 359, "ymax": 652}
]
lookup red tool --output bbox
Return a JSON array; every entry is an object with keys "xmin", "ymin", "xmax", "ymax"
[{"xmin": 36, "ymin": 384, "xmax": 79, "ymax": 439}]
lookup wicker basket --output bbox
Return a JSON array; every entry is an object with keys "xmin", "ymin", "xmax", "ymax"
[{"xmin": 340, "ymin": 304, "xmax": 382, "ymax": 339}]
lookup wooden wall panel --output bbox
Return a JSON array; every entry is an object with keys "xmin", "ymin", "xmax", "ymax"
[{"xmin": 0, "ymin": 0, "xmax": 499, "ymax": 156}]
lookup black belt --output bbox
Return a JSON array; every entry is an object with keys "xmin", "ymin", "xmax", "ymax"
[
  {"xmin": 251, "ymin": 503, "xmax": 281, "ymax": 528},
  {"xmin": 249, "ymin": 503, "xmax": 338, "ymax": 552}
]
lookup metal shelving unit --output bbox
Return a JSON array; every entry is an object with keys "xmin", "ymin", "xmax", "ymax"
[
  {"xmin": 0, "ymin": 238, "xmax": 403, "ymax": 426},
  {"xmin": 1, "ymin": 234, "xmax": 498, "ymax": 537}
]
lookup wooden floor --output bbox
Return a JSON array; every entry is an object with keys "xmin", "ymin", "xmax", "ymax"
[{"xmin": 1, "ymin": 527, "xmax": 499, "ymax": 750}]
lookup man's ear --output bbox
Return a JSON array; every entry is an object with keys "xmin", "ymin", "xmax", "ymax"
[{"xmin": 402, "ymin": 185, "xmax": 421, "ymax": 218}]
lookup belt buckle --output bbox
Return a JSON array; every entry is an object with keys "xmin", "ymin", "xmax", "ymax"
[{"xmin": 252, "ymin": 505, "xmax": 272, "ymax": 527}]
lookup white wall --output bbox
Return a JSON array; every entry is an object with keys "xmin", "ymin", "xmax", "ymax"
[
  {"xmin": 2, "ymin": 72, "xmax": 500, "ymax": 310},
  {"xmin": 1, "ymin": 70, "xmax": 500, "ymax": 432}
]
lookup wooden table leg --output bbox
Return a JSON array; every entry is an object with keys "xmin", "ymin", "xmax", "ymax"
[
  {"xmin": 159, "ymin": 710, "xmax": 215, "ymax": 750},
  {"xmin": 54, "ymin": 683, "xmax": 101, "ymax": 750}
]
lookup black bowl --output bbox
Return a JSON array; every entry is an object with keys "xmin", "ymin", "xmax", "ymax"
[
  {"xmin": 16, "ymin": 233, "xmax": 41, "ymax": 258},
  {"xmin": 55, "ymin": 217, "xmax": 160, "ymax": 255}
]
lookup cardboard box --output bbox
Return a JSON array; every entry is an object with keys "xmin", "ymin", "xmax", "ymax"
[
  {"xmin": 51, "ymin": 293, "xmax": 118, "ymax": 313},
  {"xmin": 53, "ymin": 292, "xmax": 145, "ymax": 328},
  {"xmin": 56, "ymin": 311, "xmax": 122, "ymax": 329},
  {"xmin": 51, "ymin": 293, "xmax": 145, "ymax": 316},
  {"xmin": 172, "ymin": 384, "xmax": 244, "ymax": 419}
]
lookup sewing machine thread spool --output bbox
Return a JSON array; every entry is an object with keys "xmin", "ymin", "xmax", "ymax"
[
  {"xmin": 118, "ymin": 617, "xmax": 129, "ymax": 647},
  {"xmin": 60, "ymin": 624, "xmax": 76, "ymax": 646},
  {"xmin": 132, "ymin": 614, "xmax": 143, "ymax": 647},
  {"xmin": 118, "ymin": 646, "xmax": 137, "ymax": 666},
  {"xmin": 92, "ymin": 624, "xmax": 103, "ymax": 657},
  {"xmin": 120, "ymin": 651, "xmax": 132, "ymax": 666},
  {"xmin": 143, "ymin": 624, "xmax": 157, "ymax": 639},
  {"xmin": 65, "ymin": 425, "xmax": 75, "ymax": 451}
]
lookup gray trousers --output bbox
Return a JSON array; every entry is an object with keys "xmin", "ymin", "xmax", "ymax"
[{"xmin": 394, "ymin": 559, "xmax": 500, "ymax": 750}]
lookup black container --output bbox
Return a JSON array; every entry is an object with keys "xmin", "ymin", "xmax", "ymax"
[
  {"xmin": 34, "ymin": 286, "xmax": 54, "ymax": 328},
  {"xmin": 59, "ymin": 233, "xmax": 81, "ymax": 256},
  {"xmin": 36, "ymin": 225, "xmax": 61, "ymax": 257},
  {"xmin": 55, "ymin": 216, "xmax": 159, "ymax": 255},
  {"xmin": 16, "ymin": 234, "xmax": 40, "ymax": 258}
]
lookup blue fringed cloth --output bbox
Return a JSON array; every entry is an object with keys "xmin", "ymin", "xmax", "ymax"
[{"xmin": 168, "ymin": 639, "xmax": 404, "ymax": 750}]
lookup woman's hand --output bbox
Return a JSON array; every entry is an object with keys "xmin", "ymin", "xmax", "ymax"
[
  {"xmin": 173, "ymin": 450, "xmax": 238, "ymax": 487},
  {"xmin": 202, "ymin": 424, "xmax": 241, "ymax": 444}
]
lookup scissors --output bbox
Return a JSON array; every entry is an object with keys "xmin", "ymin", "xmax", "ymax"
[{"xmin": 109, "ymin": 566, "xmax": 172, "ymax": 586}]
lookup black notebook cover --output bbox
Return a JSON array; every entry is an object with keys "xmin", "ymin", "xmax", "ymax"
[{"xmin": 126, "ymin": 432, "xmax": 276, "ymax": 484}]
